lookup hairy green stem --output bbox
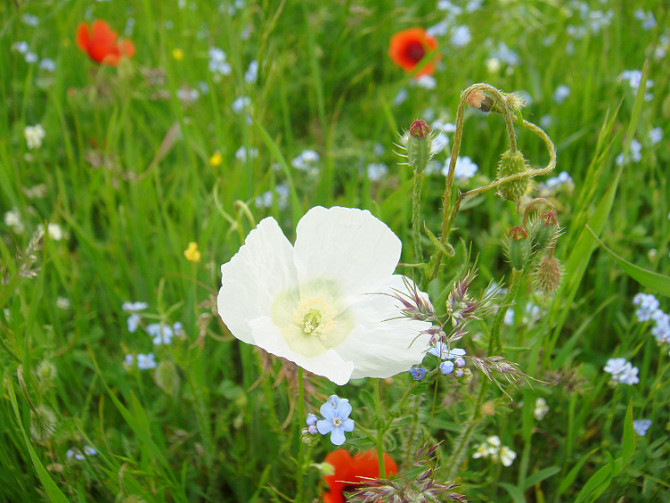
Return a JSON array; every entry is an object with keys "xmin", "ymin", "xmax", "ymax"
[
  {"xmin": 412, "ymin": 171, "xmax": 425, "ymax": 264},
  {"xmin": 295, "ymin": 367, "xmax": 306, "ymax": 502},
  {"xmin": 490, "ymin": 269, "xmax": 523, "ymax": 354},
  {"xmin": 374, "ymin": 379, "xmax": 386, "ymax": 479}
]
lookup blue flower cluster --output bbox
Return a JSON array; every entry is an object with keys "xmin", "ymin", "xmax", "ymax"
[
  {"xmin": 121, "ymin": 301, "xmax": 185, "ymax": 369},
  {"xmin": 603, "ymin": 357, "xmax": 639, "ymax": 386},
  {"xmin": 633, "ymin": 293, "xmax": 670, "ymax": 348}
]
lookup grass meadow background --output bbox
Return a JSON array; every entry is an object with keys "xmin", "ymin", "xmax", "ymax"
[{"xmin": 1, "ymin": 0, "xmax": 669, "ymax": 501}]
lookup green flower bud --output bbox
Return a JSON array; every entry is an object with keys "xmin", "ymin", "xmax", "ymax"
[
  {"xmin": 496, "ymin": 149, "xmax": 530, "ymax": 202},
  {"xmin": 407, "ymin": 120, "xmax": 432, "ymax": 173},
  {"xmin": 529, "ymin": 210, "xmax": 561, "ymax": 253},
  {"xmin": 505, "ymin": 226, "xmax": 531, "ymax": 271}
]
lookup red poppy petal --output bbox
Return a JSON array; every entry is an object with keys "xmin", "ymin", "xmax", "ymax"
[
  {"xmin": 90, "ymin": 20, "xmax": 118, "ymax": 48},
  {"xmin": 323, "ymin": 492, "xmax": 344, "ymax": 503},
  {"xmin": 352, "ymin": 450, "xmax": 398, "ymax": 481},
  {"xmin": 76, "ymin": 23, "xmax": 90, "ymax": 52}
]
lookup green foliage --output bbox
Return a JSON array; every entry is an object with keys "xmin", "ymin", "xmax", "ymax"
[{"xmin": 1, "ymin": 0, "xmax": 669, "ymax": 501}]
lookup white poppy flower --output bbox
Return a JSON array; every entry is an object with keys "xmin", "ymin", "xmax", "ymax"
[{"xmin": 217, "ymin": 206, "xmax": 432, "ymax": 385}]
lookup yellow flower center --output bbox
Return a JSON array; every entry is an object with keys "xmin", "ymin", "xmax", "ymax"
[{"xmin": 271, "ymin": 279, "xmax": 353, "ymax": 357}]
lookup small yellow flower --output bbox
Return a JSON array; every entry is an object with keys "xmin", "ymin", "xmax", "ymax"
[
  {"xmin": 172, "ymin": 48, "xmax": 184, "ymax": 61},
  {"xmin": 184, "ymin": 242, "xmax": 201, "ymax": 263},
  {"xmin": 209, "ymin": 151, "xmax": 223, "ymax": 167}
]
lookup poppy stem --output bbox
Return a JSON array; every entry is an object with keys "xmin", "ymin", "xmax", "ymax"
[
  {"xmin": 295, "ymin": 367, "xmax": 306, "ymax": 501},
  {"xmin": 373, "ymin": 379, "xmax": 386, "ymax": 479}
]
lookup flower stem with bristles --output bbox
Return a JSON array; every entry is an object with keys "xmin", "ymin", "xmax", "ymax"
[
  {"xmin": 374, "ymin": 379, "xmax": 387, "ymax": 479},
  {"xmin": 490, "ymin": 269, "xmax": 523, "ymax": 354},
  {"xmin": 295, "ymin": 367, "xmax": 306, "ymax": 502},
  {"xmin": 412, "ymin": 171, "xmax": 425, "ymax": 264}
]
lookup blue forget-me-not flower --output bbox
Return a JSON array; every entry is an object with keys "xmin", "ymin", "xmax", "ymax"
[{"xmin": 316, "ymin": 395, "xmax": 355, "ymax": 446}]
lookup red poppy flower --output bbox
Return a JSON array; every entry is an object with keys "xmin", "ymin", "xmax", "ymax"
[
  {"xmin": 322, "ymin": 449, "xmax": 398, "ymax": 503},
  {"xmin": 76, "ymin": 20, "xmax": 135, "ymax": 66},
  {"xmin": 388, "ymin": 27, "xmax": 439, "ymax": 77}
]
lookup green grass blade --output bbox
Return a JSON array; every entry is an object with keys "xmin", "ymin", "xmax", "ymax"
[
  {"xmin": 587, "ymin": 226, "xmax": 670, "ymax": 297},
  {"xmin": 6, "ymin": 379, "xmax": 69, "ymax": 503}
]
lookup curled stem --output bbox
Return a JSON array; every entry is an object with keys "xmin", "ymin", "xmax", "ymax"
[
  {"xmin": 522, "ymin": 198, "xmax": 557, "ymax": 226},
  {"xmin": 431, "ymin": 96, "xmax": 556, "ymax": 280}
]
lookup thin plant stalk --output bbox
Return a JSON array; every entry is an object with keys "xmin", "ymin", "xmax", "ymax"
[
  {"xmin": 374, "ymin": 379, "xmax": 386, "ymax": 479},
  {"xmin": 295, "ymin": 367, "xmax": 306, "ymax": 502}
]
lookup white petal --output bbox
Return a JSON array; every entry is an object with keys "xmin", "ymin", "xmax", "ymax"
[
  {"xmin": 293, "ymin": 206, "xmax": 402, "ymax": 297},
  {"xmin": 217, "ymin": 217, "xmax": 297, "ymax": 344},
  {"xmin": 249, "ymin": 316, "xmax": 355, "ymax": 385},
  {"xmin": 335, "ymin": 275, "xmax": 432, "ymax": 379}
]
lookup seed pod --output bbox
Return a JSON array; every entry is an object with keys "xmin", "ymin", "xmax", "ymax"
[
  {"xmin": 534, "ymin": 254, "xmax": 563, "ymax": 295},
  {"xmin": 496, "ymin": 149, "xmax": 530, "ymax": 202},
  {"xmin": 407, "ymin": 120, "xmax": 432, "ymax": 173},
  {"xmin": 505, "ymin": 226, "xmax": 532, "ymax": 271}
]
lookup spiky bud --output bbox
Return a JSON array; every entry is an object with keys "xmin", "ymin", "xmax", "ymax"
[
  {"xmin": 496, "ymin": 149, "xmax": 530, "ymax": 202},
  {"xmin": 529, "ymin": 210, "xmax": 561, "ymax": 253},
  {"xmin": 30, "ymin": 404, "xmax": 57, "ymax": 442},
  {"xmin": 505, "ymin": 226, "xmax": 532, "ymax": 271},
  {"xmin": 534, "ymin": 254, "xmax": 563, "ymax": 295},
  {"xmin": 407, "ymin": 120, "xmax": 432, "ymax": 173},
  {"xmin": 154, "ymin": 361, "xmax": 180, "ymax": 396}
]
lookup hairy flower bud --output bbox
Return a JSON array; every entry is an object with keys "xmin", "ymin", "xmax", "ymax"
[
  {"xmin": 407, "ymin": 120, "xmax": 432, "ymax": 173},
  {"xmin": 496, "ymin": 149, "xmax": 530, "ymax": 202},
  {"xmin": 529, "ymin": 210, "xmax": 561, "ymax": 253},
  {"xmin": 505, "ymin": 226, "xmax": 531, "ymax": 271},
  {"xmin": 534, "ymin": 254, "xmax": 563, "ymax": 295}
]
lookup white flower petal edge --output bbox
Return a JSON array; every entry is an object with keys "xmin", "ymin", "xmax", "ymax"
[
  {"xmin": 217, "ymin": 217, "xmax": 297, "ymax": 344},
  {"xmin": 293, "ymin": 206, "xmax": 401, "ymax": 298},
  {"xmin": 335, "ymin": 274, "xmax": 432, "ymax": 380}
]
